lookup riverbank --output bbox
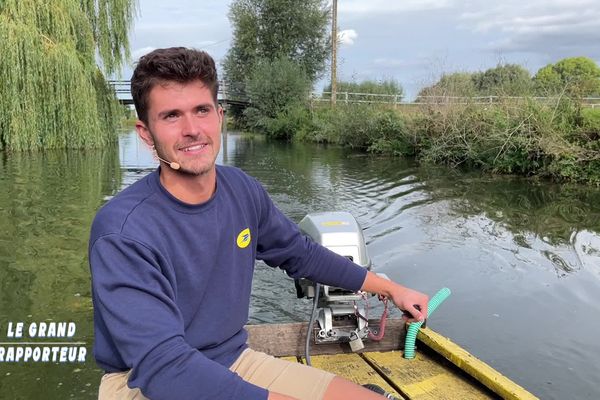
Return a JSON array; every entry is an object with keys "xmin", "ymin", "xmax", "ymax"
[{"xmin": 253, "ymin": 99, "xmax": 600, "ymax": 185}]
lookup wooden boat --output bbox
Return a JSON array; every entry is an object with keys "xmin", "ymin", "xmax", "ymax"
[
  {"xmin": 255, "ymin": 212, "xmax": 538, "ymax": 399},
  {"xmin": 246, "ymin": 319, "xmax": 538, "ymax": 400}
]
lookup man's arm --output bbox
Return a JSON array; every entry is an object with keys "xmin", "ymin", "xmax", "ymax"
[{"xmin": 360, "ymin": 271, "xmax": 429, "ymax": 323}]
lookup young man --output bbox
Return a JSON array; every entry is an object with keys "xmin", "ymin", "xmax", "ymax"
[{"xmin": 89, "ymin": 47, "xmax": 428, "ymax": 400}]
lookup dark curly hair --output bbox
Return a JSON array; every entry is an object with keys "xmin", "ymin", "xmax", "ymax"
[{"xmin": 131, "ymin": 47, "xmax": 219, "ymax": 124}]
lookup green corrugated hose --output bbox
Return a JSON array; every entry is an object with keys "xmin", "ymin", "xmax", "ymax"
[{"xmin": 403, "ymin": 287, "xmax": 451, "ymax": 359}]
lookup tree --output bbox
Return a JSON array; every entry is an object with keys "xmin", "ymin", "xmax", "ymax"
[
  {"xmin": 417, "ymin": 72, "xmax": 477, "ymax": 98},
  {"xmin": 533, "ymin": 65, "xmax": 562, "ymax": 95},
  {"xmin": 244, "ymin": 57, "xmax": 311, "ymax": 139},
  {"xmin": 418, "ymin": 64, "xmax": 533, "ymax": 99},
  {"xmin": 324, "ymin": 79, "xmax": 404, "ymax": 98},
  {"xmin": 473, "ymin": 64, "xmax": 532, "ymax": 96},
  {"xmin": 246, "ymin": 57, "xmax": 311, "ymax": 119},
  {"xmin": 534, "ymin": 57, "xmax": 600, "ymax": 98},
  {"xmin": 224, "ymin": 0, "xmax": 330, "ymax": 87},
  {"xmin": 0, "ymin": 0, "xmax": 135, "ymax": 151}
]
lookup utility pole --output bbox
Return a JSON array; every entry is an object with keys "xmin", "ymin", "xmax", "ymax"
[{"xmin": 331, "ymin": 0, "xmax": 338, "ymax": 107}]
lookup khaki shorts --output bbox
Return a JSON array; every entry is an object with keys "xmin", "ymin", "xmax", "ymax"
[{"xmin": 98, "ymin": 348, "xmax": 335, "ymax": 400}]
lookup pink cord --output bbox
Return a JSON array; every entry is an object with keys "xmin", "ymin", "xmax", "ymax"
[{"xmin": 367, "ymin": 299, "xmax": 388, "ymax": 341}]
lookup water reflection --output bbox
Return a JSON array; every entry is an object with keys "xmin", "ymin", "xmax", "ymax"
[
  {"xmin": 1, "ymin": 131, "xmax": 599, "ymax": 400},
  {"xmin": 0, "ymin": 148, "xmax": 121, "ymax": 399}
]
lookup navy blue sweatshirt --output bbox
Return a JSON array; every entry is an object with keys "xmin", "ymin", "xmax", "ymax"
[{"xmin": 89, "ymin": 165, "xmax": 367, "ymax": 400}]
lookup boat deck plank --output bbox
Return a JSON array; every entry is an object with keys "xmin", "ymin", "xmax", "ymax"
[
  {"xmin": 305, "ymin": 353, "xmax": 400, "ymax": 398},
  {"xmin": 363, "ymin": 350, "xmax": 498, "ymax": 399}
]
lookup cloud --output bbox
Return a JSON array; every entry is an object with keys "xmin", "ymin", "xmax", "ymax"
[
  {"xmin": 457, "ymin": 0, "xmax": 600, "ymax": 58},
  {"xmin": 338, "ymin": 29, "xmax": 358, "ymax": 46},
  {"xmin": 372, "ymin": 57, "xmax": 430, "ymax": 69},
  {"xmin": 339, "ymin": 0, "xmax": 452, "ymax": 15},
  {"xmin": 130, "ymin": 0, "xmax": 231, "ymax": 60}
]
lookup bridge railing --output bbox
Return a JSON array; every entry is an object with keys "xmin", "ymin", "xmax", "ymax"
[
  {"xmin": 313, "ymin": 91, "xmax": 405, "ymax": 105},
  {"xmin": 312, "ymin": 92, "xmax": 600, "ymax": 108},
  {"xmin": 108, "ymin": 80, "xmax": 233, "ymax": 95},
  {"xmin": 108, "ymin": 81, "xmax": 600, "ymax": 109},
  {"xmin": 108, "ymin": 80, "xmax": 249, "ymax": 105},
  {"xmin": 414, "ymin": 95, "xmax": 600, "ymax": 106}
]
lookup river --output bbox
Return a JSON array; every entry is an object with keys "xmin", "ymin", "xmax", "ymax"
[{"xmin": 0, "ymin": 130, "xmax": 599, "ymax": 399}]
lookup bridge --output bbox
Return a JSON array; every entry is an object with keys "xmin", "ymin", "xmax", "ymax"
[{"xmin": 108, "ymin": 80, "xmax": 250, "ymax": 108}]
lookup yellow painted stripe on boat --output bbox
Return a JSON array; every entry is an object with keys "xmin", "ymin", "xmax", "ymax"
[{"xmin": 417, "ymin": 327, "xmax": 539, "ymax": 400}]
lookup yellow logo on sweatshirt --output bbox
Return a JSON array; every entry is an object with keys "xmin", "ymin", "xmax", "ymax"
[{"xmin": 236, "ymin": 228, "xmax": 251, "ymax": 249}]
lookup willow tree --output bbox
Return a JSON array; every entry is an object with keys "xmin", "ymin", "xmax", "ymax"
[{"xmin": 0, "ymin": 0, "xmax": 135, "ymax": 151}]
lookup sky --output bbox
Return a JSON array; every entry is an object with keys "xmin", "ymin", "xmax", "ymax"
[{"xmin": 125, "ymin": 0, "xmax": 600, "ymax": 99}]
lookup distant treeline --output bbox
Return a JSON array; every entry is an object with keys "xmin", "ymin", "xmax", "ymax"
[
  {"xmin": 322, "ymin": 79, "xmax": 404, "ymax": 97},
  {"xmin": 418, "ymin": 57, "xmax": 600, "ymax": 99}
]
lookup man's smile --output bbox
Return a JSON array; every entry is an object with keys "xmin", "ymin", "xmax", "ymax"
[{"xmin": 179, "ymin": 143, "xmax": 209, "ymax": 153}]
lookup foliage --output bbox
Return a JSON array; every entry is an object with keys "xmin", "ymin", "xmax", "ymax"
[
  {"xmin": 317, "ymin": 106, "xmax": 376, "ymax": 149},
  {"xmin": 285, "ymin": 98, "xmax": 600, "ymax": 185},
  {"xmin": 323, "ymin": 79, "xmax": 404, "ymax": 98},
  {"xmin": 412, "ymin": 101, "xmax": 545, "ymax": 173},
  {"xmin": 418, "ymin": 64, "xmax": 532, "ymax": 99},
  {"xmin": 418, "ymin": 64, "xmax": 533, "ymax": 99},
  {"xmin": 224, "ymin": 0, "xmax": 330, "ymax": 86},
  {"xmin": 80, "ymin": 0, "xmax": 135, "ymax": 75},
  {"xmin": 580, "ymin": 108, "xmax": 600, "ymax": 136},
  {"xmin": 417, "ymin": 72, "xmax": 477, "ymax": 98},
  {"xmin": 0, "ymin": 0, "xmax": 135, "ymax": 151},
  {"xmin": 244, "ymin": 57, "xmax": 312, "ymax": 139},
  {"xmin": 534, "ymin": 57, "xmax": 600, "ymax": 98},
  {"xmin": 418, "ymin": 59, "xmax": 600, "ymax": 100},
  {"xmin": 408, "ymin": 98, "xmax": 600, "ymax": 184},
  {"xmin": 300, "ymin": 105, "xmax": 415, "ymax": 156},
  {"xmin": 245, "ymin": 57, "xmax": 311, "ymax": 120},
  {"xmin": 474, "ymin": 64, "xmax": 533, "ymax": 96},
  {"xmin": 532, "ymin": 65, "xmax": 562, "ymax": 95},
  {"xmin": 251, "ymin": 104, "xmax": 314, "ymax": 141}
]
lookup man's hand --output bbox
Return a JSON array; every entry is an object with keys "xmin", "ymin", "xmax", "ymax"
[{"xmin": 360, "ymin": 271, "xmax": 429, "ymax": 323}]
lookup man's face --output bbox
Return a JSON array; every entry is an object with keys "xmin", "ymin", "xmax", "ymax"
[{"xmin": 136, "ymin": 80, "xmax": 222, "ymax": 177}]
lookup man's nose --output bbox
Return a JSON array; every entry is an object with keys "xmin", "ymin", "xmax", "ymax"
[{"xmin": 181, "ymin": 114, "xmax": 200, "ymax": 135}]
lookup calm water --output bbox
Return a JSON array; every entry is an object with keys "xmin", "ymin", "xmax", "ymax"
[{"xmin": 1, "ymin": 131, "xmax": 599, "ymax": 399}]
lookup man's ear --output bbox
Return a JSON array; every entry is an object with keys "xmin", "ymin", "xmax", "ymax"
[
  {"xmin": 218, "ymin": 105, "xmax": 224, "ymax": 125},
  {"xmin": 135, "ymin": 120, "xmax": 154, "ymax": 148}
]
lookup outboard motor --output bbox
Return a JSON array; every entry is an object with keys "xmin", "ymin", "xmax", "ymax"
[{"xmin": 296, "ymin": 211, "xmax": 379, "ymax": 352}]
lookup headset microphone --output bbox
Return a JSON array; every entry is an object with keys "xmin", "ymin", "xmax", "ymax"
[{"xmin": 155, "ymin": 155, "xmax": 181, "ymax": 170}]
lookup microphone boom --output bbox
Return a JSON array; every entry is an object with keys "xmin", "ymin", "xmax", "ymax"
[{"xmin": 156, "ymin": 155, "xmax": 181, "ymax": 170}]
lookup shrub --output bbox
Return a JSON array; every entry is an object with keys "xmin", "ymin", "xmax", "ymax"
[
  {"xmin": 410, "ymin": 98, "xmax": 585, "ymax": 176},
  {"xmin": 244, "ymin": 57, "xmax": 311, "ymax": 139},
  {"xmin": 580, "ymin": 108, "xmax": 600, "ymax": 136},
  {"xmin": 257, "ymin": 104, "xmax": 314, "ymax": 140}
]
